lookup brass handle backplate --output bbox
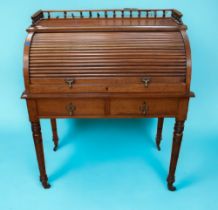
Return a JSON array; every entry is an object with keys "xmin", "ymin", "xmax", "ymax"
[
  {"xmin": 141, "ymin": 78, "xmax": 150, "ymax": 87},
  {"xmin": 65, "ymin": 103, "xmax": 76, "ymax": 116},
  {"xmin": 64, "ymin": 78, "xmax": 75, "ymax": 88},
  {"xmin": 139, "ymin": 101, "xmax": 149, "ymax": 115}
]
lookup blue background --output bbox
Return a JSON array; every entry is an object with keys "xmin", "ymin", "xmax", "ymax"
[{"xmin": 1, "ymin": 1, "xmax": 218, "ymax": 210}]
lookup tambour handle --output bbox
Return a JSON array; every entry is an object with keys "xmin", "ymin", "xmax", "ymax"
[
  {"xmin": 64, "ymin": 78, "xmax": 75, "ymax": 88},
  {"xmin": 141, "ymin": 78, "xmax": 150, "ymax": 87}
]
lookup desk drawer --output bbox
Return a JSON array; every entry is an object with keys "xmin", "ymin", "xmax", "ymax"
[
  {"xmin": 37, "ymin": 99, "xmax": 105, "ymax": 117},
  {"xmin": 110, "ymin": 98, "xmax": 178, "ymax": 116},
  {"xmin": 30, "ymin": 77, "xmax": 186, "ymax": 94}
]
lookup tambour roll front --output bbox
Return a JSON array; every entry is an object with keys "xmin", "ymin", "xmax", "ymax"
[{"xmin": 22, "ymin": 9, "xmax": 194, "ymax": 191}]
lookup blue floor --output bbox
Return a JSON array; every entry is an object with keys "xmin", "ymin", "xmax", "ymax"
[{"xmin": 0, "ymin": 118, "xmax": 217, "ymax": 210}]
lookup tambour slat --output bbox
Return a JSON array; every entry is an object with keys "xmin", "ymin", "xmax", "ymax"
[
  {"xmin": 33, "ymin": 32, "xmax": 181, "ymax": 38},
  {"xmin": 30, "ymin": 55, "xmax": 186, "ymax": 59},
  {"xmin": 30, "ymin": 73, "xmax": 186, "ymax": 77},
  {"xmin": 30, "ymin": 59, "xmax": 186, "ymax": 63},
  {"xmin": 30, "ymin": 51, "xmax": 185, "ymax": 56},
  {"xmin": 30, "ymin": 66, "xmax": 186, "ymax": 70},
  {"xmin": 30, "ymin": 60, "xmax": 186, "ymax": 63},
  {"xmin": 31, "ymin": 46, "xmax": 184, "ymax": 49},
  {"xmin": 32, "ymin": 38, "xmax": 184, "ymax": 42},
  {"xmin": 30, "ymin": 70, "xmax": 186, "ymax": 74},
  {"xmin": 30, "ymin": 50, "xmax": 186, "ymax": 55},
  {"xmin": 31, "ymin": 45, "xmax": 185, "ymax": 48}
]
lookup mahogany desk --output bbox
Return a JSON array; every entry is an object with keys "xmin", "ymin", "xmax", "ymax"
[{"xmin": 22, "ymin": 9, "xmax": 194, "ymax": 191}]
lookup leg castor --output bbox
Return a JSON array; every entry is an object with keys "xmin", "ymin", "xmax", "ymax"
[
  {"xmin": 156, "ymin": 143, "xmax": 161, "ymax": 151},
  {"xmin": 53, "ymin": 144, "xmax": 58, "ymax": 151},
  {"xmin": 168, "ymin": 184, "xmax": 176, "ymax": 191},
  {"xmin": 167, "ymin": 176, "xmax": 176, "ymax": 191},
  {"xmin": 40, "ymin": 175, "xmax": 51, "ymax": 189}
]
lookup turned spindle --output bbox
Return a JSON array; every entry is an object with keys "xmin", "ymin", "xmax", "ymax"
[
  {"xmin": 89, "ymin": 11, "xmax": 92, "ymax": 18},
  {"xmin": 104, "ymin": 11, "xmax": 108, "ymax": 18},
  {"xmin": 154, "ymin": 10, "xmax": 157, "ymax": 18},
  {"xmin": 121, "ymin": 10, "xmax": 124, "ymax": 18},
  {"xmin": 80, "ymin": 11, "xmax": 83, "ymax": 18},
  {"xmin": 130, "ymin": 10, "xmax": 132, "ymax": 18}
]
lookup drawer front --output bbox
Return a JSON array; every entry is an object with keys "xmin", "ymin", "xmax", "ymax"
[
  {"xmin": 110, "ymin": 98, "xmax": 179, "ymax": 116},
  {"xmin": 30, "ymin": 77, "xmax": 186, "ymax": 94},
  {"xmin": 37, "ymin": 99, "xmax": 105, "ymax": 117},
  {"xmin": 36, "ymin": 98, "xmax": 178, "ymax": 118}
]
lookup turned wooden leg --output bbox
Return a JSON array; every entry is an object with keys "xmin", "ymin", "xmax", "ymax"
[
  {"xmin": 50, "ymin": 118, "xmax": 59, "ymax": 151},
  {"xmin": 156, "ymin": 118, "xmax": 164, "ymax": 151},
  {"xmin": 31, "ymin": 120, "xmax": 51, "ymax": 189},
  {"xmin": 167, "ymin": 120, "xmax": 185, "ymax": 191}
]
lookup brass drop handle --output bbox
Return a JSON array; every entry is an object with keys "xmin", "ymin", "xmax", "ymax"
[
  {"xmin": 64, "ymin": 78, "xmax": 75, "ymax": 88},
  {"xmin": 65, "ymin": 103, "xmax": 76, "ymax": 116},
  {"xmin": 141, "ymin": 78, "xmax": 150, "ymax": 87},
  {"xmin": 139, "ymin": 101, "xmax": 148, "ymax": 115}
]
